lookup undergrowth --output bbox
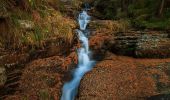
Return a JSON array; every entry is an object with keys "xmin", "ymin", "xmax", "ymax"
[{"xmin": 0, "ymin": 0, "xmax": 76, "ymax": 51}]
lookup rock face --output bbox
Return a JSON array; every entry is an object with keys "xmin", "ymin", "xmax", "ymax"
[
  {"xmin": 89, "ymin": 32, "xmax": 115, "ymax": 60},
  {"xmin": 0, "ymin": 67, "xmax": 6, "ymax": 87},
  {"xmin": 78, "ymin": 54, "xmax": 170, "ymax": 100},
  {"xmin": 114, "ymin": 31, "xmax": 170, "ymax": 58},
  {"xmin": 136, "ymin": 33, "xmax": 170, "ymax": 58},
  {"xmin": 112, "ymin": 31, "xmax": 170, "ymax": 58},
  {"xmin": 89, "ymin": 24, "xmax": 170, "ymax": 58},
  {"xmin": 113, "ymin": 31, "xmax": 140, "ymax": 56},
  {"xmin": 0, "ymin": 53, "xmax": 29, "ymax": 67}
]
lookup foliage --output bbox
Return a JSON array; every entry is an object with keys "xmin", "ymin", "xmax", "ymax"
[
  {"xmin": 71, "ymin": 0, "xmax": 83, "ymax": 10},
  {"xmin": 93, "ymin": 0, "xmax": 170, "ymax": 30},
  {"xmin": 94, "ymin": 0, "xmax": 118, "ymax": 19},
  {"xmin": 43, "ymin": 10, "xmax": 76, "ymax": 44},
  {"xmin": 0, "ymin": 0, "xmax": 76, "ymax": 51},
  {"xmin": 132, "ymin": 18, "xmax": 170, "ymax": 30}
]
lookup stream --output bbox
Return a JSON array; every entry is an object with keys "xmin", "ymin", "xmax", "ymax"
[{"xmin": 61, "ymin": 5, "xmax": 95, "ymax": 100}]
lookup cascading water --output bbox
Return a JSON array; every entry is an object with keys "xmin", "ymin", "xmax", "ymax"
[{"xmin": 61, "ymin": 5, "xmax": 95, "ymax": 100}]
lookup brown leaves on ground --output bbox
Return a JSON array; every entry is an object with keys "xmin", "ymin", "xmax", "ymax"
[
  {"xmin": 78, "ymin": 54, "xmax": 170, "ymax": 100},
  {"xmin": 4, "ymin": 51, "xmax": 78, "ymax": 100}
]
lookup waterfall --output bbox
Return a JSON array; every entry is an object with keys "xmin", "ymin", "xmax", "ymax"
[
  {"xmin": 78, "ymin": 11, "xmax": 90, "ymax": 30},
  {"xmin": 61, "ymin": 5, "xmax": 95, "ymax": 100}
]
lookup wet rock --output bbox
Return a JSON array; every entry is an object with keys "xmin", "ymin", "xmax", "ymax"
[
  {"xmin": 89, "ymin": 30, "xmax": 140, "ymax": 57},
  {"xmin": 0, "ymin": 67, "xmax": 6, "ymax": 87},
  {"xmin": 113, "ymin": 31, "xmax": 140, "ymax": 56}
]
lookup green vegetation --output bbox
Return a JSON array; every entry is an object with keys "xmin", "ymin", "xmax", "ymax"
[
  {"xmin": 93, "ymin": 0, "xmax": 170, "ymax": 30},
  {"xmin": 0, "ymin": 0, "xmax": 76, "ymax": 51}
]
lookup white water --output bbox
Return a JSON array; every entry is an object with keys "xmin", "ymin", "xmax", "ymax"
[
  {"xmin": 61, "ymin": 9, "xmax": 94, "ymax": 100},
  {"xmin": 78, "ymin": 11, "xmax": 90, "ymax": 30}
]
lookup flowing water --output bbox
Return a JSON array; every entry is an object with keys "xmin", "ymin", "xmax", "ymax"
[{"xmin": 61, "ymin": 7, "xmax": 95, "ymax": 100}]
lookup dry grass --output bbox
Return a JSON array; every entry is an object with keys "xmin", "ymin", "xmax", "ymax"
[
  {"xmin": 109, "ymin": 20, "xmax": 130, "ymax": 32},
  {"xmin": 100, "ymin": 19, "xmax": 131, "ymax": 32},
  {"xmin": 0, "ymin": 0, "xmax": 76, "ymax": 50},
  {"xmin": 71, "ymin": 0, "xmax": 83, "ymax": 9},
  {"xmin": 20, "ymin": 9, "xmax": 76, "ymax": 49},
  {"xmin": 90, "ymin": 19, "xmax": 131, "ymax": 35},
  {"xmin": 42, "ymin": 9, "xmax": 76, "ymax": 44}
]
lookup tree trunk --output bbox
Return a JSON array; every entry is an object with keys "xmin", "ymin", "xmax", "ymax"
[
  {"xmin": 158, "ymin": 0, "xmax": 165, "ymax": 17},
  {"xmin": 120, "ymin": 0, "xmax": 129, "ymax": 15}
]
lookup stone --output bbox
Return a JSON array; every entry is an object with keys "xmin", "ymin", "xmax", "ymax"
[
  {"xmin": 136, "ymin": 33, "xmax": 170, "ymax": 58},
  {"xmin": 104, "ymin": 31, "xmax": 170, "ymax": 58},
  {"xmin": 18, "ymin": 20, "xmax": 35, "ymax": 30},
  {"xmin": 89, "ymin": 32, "xmax": 115, "ymax": 60},
  {"xmin": 78, "ymin": 55, "xmax": 170, "ymax": 100},
  {"xmin": 113, "ymin": 31, "xmax": 140, "ymax": 56}
]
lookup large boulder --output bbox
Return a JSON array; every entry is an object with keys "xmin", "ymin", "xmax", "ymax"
[
  {"xmin": 78, "ymin": 54, "xmax": 170, "ymax": 100},
  {"xmin": 7, "ymin": 51, "xmax": 78, "ymax": 100}
]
